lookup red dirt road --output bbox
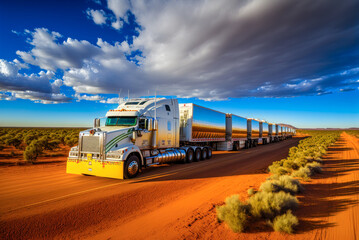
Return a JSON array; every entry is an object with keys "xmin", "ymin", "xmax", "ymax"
[{"xmin": 0, "ymin": 134, "xmax": 358, "ymax": 240}]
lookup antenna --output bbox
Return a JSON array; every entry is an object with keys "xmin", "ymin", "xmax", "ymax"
[
  {"xmin": 128, "ymin": 89, "xmax": 130, "ymax": 100},
  {"xmin": 118, "ymin": 88, "xmax": 122, "ymax": 104},
  {"xmin": 154, "ymin": 89, "xmax": 157, "ymax": 120}
]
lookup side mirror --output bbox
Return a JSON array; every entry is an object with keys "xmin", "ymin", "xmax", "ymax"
[{"xmin": 94, "ymin": 118, "xmax": 100, "ymax": 128}]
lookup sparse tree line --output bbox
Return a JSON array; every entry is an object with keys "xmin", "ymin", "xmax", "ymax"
[
  {"xmin": 346, "ymin": 130, "xmax": 359, "ymax": 139},
  {"xmin": 0, "ymin": 128, "xmax": 84, "ymax": 163},
  {"xmin": 216, "ymin": 130, "xmax": 341, "ymax": 234}
]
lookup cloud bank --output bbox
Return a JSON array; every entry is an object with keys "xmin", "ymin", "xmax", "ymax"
[{"xmin": 1, "ymin": 0, "xmax": 358, "ymax": 103}]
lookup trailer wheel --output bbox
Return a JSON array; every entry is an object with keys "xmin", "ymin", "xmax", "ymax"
[
  {"xmin": 186, "ymin": 148, "xmax": 194, "ymax": 163},
  {"xmin": 233, "ymin": 142, "xmax": 239, "ymax": 151},
  {"xmin": 194, "ymin": 148, "xmax": 201, "ymax": 161},
  {"xmin": 124, "ymin": 155, "xmax": 140, "ymax": 179},
  {"xmin": 207, "ymin": 148, "xmax": 212, "ymax": 159},
  {"xmin": 201, "ymin": 148, "xmax": 208, "ymax": 160}
]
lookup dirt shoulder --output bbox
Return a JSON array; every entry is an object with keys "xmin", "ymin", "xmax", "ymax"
[{"xmin": 162, "ymin": 132, "xmax": 359, "ymax": 240}]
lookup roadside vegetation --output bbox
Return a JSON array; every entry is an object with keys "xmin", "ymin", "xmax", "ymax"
[
  {"xmin": 217, "ymin": 130, "xmax": 341, "ymax": 234},
  {"xmin": 0, "ymin": 127, "xmax": 84, "ymax": 163},
  {"xmin": 346, "ymin": 130, "xmax": 359, "ymax": 138}
]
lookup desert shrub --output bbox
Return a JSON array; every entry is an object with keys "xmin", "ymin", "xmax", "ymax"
[
  {"xmin": 271, "ymin": 210, "xmax": 298, "ymax": 234},
  {"xmin": 306, "ymin": 162, "xmax": 322, "ymax": 174},
  {"xmin": 268, "ymin": 165, "xmax": 289, "ymax": 176},
  {"xmin": 216, "ymin": 195, "xmax": 249, "ymax": 233},
  {"xmin": 5, "ymin": 137, "xmax": 22, "ymax": 148},
  {"xmin": 291, "ymin": 166, "xmax": 311, "ymax": 181},
  {"xmin": 23, "ymin": 140, "xmax": 43, "ymax": 163},
  {"xmin": 38, "ymin": 136, "xmax": 60, "ymax": 150},
  {"xmin": 260, "ymin": 176, "xmax": 303, "ymax": 195},
  {"xmin": 248, "ymin": 191, "xmax": 298, "ymax": 219},
  {"xmin": 282, "ymin": 159, "xmax": 300, "ymax": 171},
  {"xmin": 64, "ymin": 136, "xmax": 78, "ymax": 147},
  {"xmin": 247, "ymin": 188, "xmax": 256, "ymax": 196},
  {"xmin": 24, "ymin": 134, "xmax": 38, "ymax": 145}
]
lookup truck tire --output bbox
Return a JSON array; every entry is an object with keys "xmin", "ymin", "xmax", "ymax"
[
  {"xmin": 194, "ymin": 148, "xmax": 201, "ymax": 161},
  {"xmin": 201, "ymin": 148, "xmax": 208, "ymax": 160},
  {"xmin": 207, "ymin": 148, "xmax": 212, "ymax": 159},
  {"xmin": 186, "ymin": 148, "xmax": 194, "ymax": 163},
  {"xmin": 233, "ymin": 142, "xmax": 239, "ymax": 151},
  {"xmin": 124, "ymin": 155, "xmax": 140, "ymax": 179}
]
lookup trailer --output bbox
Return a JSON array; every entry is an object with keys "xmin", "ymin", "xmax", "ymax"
[
  {"xmin": 247, "ymin": 119, "xmax": 261, "ymax": 147},
  {"xmin": 226, "ymin": 114, "xmax": 248, "ymax": 150},
  {"xmin": 179, "ymin": 103, "xmax": 227, "ymax": 150},
  {"xmin": 269, "ymin": 123, "xmax": 278, "ymax": 142},
  {"xmin": 260, "ymin": 121, "xmax": 270, "ymax": 145}
]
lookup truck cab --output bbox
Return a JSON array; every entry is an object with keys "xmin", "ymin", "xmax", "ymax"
[{"xmin": 67, "ymin": 98, "xmax": 184, "ymax": 179}]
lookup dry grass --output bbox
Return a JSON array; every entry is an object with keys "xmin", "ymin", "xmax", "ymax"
[{"xmin": 216, "ymin": 195, "xmax": 249, "ymax": 232}]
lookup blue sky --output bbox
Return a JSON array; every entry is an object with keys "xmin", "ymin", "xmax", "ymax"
[{"xmin": 0, "ymin": 0, "xmax": 358, "ymax": 128}]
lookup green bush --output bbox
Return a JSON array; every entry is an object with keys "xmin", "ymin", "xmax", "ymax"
[
  {"xmin": 216, "ymin": 195, "xmax": 249, "ymax": 233},
  {"xmin": 272, "ymin": 210, "xmax": 299, "ymax": 234},
  {"xmin": 291, "ymin": 166, "xmax": 311, "ymax": 181},
  {"xmin": 23, "ymin": 140, "xmax": 43, "ymax": 163},
  {"xmin": 260, "ymin": 176, "xmax": 303, "ymax": 195},
  {"xmin": 248, "ymin": 191, "xmax": 298, "ymax": 219},
  {"xmin": 268, "ymin": 165, "xmax": 289, "ymax": 176}
]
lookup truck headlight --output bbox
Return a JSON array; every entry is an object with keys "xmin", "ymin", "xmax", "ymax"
[
  {"xmin": 69, "ymin": 151, "xmax": 78, "ymax": 157},
  {"xmin": 106, "ymin": 152, "xmax": 122, "ymax": 159}
]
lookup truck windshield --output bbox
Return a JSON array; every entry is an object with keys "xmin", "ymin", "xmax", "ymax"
[{"xmin": 105, "ymin": 117, "xmax": 137, "ymax": 126}]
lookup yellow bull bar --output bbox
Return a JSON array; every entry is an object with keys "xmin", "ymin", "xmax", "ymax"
[{"xmin": 66, "ymin": 154, "xmax": 125, "ymax": 179}]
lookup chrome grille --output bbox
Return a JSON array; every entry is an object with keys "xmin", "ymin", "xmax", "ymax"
[{"xmin": 81, "ymin": 136, "xmax": 100, "ymax": 153}]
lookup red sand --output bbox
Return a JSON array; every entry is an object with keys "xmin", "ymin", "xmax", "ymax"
[{"xmin": 0, "ymin": 134, "xmax": 357, "ymax": 240}]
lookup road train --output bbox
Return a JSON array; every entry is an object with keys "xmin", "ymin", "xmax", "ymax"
[{"xmin": 67, "ymin": 98, "xmax": 295, "ymax": 179}]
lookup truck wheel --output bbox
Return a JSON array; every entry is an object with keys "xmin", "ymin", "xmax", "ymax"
[
  {"xmin": 233, "ymin": 142, "xmax": 239, "ymax": 151},
  {"xmin": 207, "ymin": 148, "xmax": 212, "ymax": 159},
  {"xmin": 124, "ymin": 155, "xmax": 140, "ymax": 179},
  {"xmin": 194, "ymin": 148, "xmax": 201, "ymax": 161},
  {"xmin": 201, "ymin": 148, "xmax": 208, "ymax": 160},
  {"xmin": 186, "ymin": 148, "xmax": 194, "ymax": 163}
]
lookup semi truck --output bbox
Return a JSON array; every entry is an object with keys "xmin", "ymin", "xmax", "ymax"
[{"xmin": 67, "ymin": 97, "xmax": 295, "ymax": 179}]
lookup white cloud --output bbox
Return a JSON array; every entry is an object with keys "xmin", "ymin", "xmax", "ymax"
[
  {"xmin": 107, "ymin": 0, "xmax": 130, "ymax": 29},
  {"xmin": 0, "ymin": 93, "xmax": 15, "ymax": 101},
  {"xmin": 5, "ymin": 0, "xmax": 359, "ymax": 104},
  {"xmin": 0, "ymin": 58, "xmax": 70, "ymax": 103},
  {"xmin": 107, "ymin": 0, "xmax": 130, "ymax": 19},
  {"xmin": 111, "ymin": 19, "xmax": 123, "ymax": 30},
  {"xmin": 16, "ymin": 28, "xmax": 101, "ymax": 71},
  {"xmin": 12, "ymin": 91, "xmax": 70, "ymax": 104},
  {"xmin": 100, "ymin": 97, "xmax": 120, "ymax": 103},
  {"xmin": 11, "ymin": 30, "xmax": 21, "ymax": 35},
  {"xmin": 75, "ymin": 93, "xmax": 103, "ymax": 102},
  {"xmin": 0, "ymin": 59, "xmax": 54, "ymax": 93},
  {"xmin": 86, "ymin": 9, "xmax": 107, "ymax": 25}
]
